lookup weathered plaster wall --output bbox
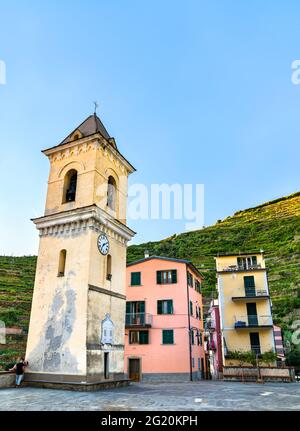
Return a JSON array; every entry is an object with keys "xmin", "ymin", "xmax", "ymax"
[
  {"xmin": 25, "ymin": 229, "xmax": 92, "ymax": 376},
  {"xmin": 87, "ymin": 289, "xmax": 125, "ymax": 375}
]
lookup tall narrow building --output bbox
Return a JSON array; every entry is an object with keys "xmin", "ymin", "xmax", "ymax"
[
  {"xmin": 215, "ymin": 252, "xmax": 276, "ymax": 367},
  {"xmin": 25, "ymin": 113, "xmax": 135, "ymax": 388}
]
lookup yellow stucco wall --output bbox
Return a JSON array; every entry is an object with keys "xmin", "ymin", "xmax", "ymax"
[{"xmin": 44, "ymin": 138, "xmax": 130, "ymax": 224}]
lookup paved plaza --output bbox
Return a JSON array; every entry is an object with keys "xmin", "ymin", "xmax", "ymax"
[{"xmin": 0, "ymin": 381, "xmax": 299, "ymax": 411}]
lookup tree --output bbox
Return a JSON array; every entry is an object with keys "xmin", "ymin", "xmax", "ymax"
[{"xmin": 286, "ymin": 348, "xmax": 300, "ymax": 373}]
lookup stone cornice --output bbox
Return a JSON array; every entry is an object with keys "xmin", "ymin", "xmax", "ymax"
[
  {"xmin": 42, "ymin": 134, "xmax": 136, "ymax": 175},
  {"xmin": 32, "ymin": 205, "xmax": 135, "ymax": 243}
]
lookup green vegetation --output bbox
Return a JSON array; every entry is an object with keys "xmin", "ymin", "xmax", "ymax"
[
  {"xmin": 0, "ymin": 191, "xmax": 299, "ymax": 369},
  {"xmin": 226, "ymin": 349, "xmax": 278, "ymax": 368},
  {"xmin": 0, "ymin": 256, "xmax": 36, "ymax": 368}
]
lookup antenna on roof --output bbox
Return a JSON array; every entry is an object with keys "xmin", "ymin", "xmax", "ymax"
[{"xmin": 93, "ymin": 101, "xmax": 99, "ymax": 115}]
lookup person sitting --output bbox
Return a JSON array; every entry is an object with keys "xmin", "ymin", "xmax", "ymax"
[{"xmin": 9, "ymin": 357, "xmax": 28, "ymax": 388}]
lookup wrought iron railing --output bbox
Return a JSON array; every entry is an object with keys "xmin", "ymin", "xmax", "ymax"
[
  {"xmin": 125, "ymin": 313, "xmax": 153, "ymax": 327},
  {"xmin": 232, "ymin": 287, "xmax": 269, "ymax": 298},
  {"xmin": 234, "ymin": 315, "xmax": 273, "ymax": 328},
  {"xmin": 225, "ymin": 344, "xmax": 275, "ymax": 356},
  {"xmin": 220, "ymin": 263, "xmax": 262, "ymax": 272}
]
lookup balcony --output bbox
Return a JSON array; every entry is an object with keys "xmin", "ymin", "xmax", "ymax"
[
  {"xmin": 125, "ymin": 313, "xmax": 152, "ymax": 328},
  {"xmin": 232, "ymin": 288, "xmax": 269, "ymax": 302},
  {"xmin": 219, "ymin": 264, "xmax": 262, "ymax": 272},
  {"xmin": 225, "ymin": 344, "xmax": 275, "ymax": 358},
  {"xmin": 234, "ymin": 315, "xmax": 273, "ymax": 329},
  {"xmin": 205, "ymin": 317, "xmax": 217, "ymax": 332}
]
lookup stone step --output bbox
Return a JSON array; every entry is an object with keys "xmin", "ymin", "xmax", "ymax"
[{"xmin": 23, "ymin": 379, "xmax": 130, "ymax": 392}]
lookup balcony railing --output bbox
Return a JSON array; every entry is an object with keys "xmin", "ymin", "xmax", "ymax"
[
  {"xmin": 125, "ymin": 313, "xmax": 152, "ymax": 327},
  {"xmin": 234, "ymin": 315, "xmax": 273, "ymax": 329},
  {"xmin": 225, "ymin": 344, "xmax": 275, "ymax": 357},
  {"xmin": 231, "ymin": 288, "xmax": 269, "ymax": 299},
  {"xmin": 204, "ymin": 317, "xmax": 216, "ymax": 331},
  {"xmin": 220, "ymin": 264, "xmax": 262, "ymax": 272}
]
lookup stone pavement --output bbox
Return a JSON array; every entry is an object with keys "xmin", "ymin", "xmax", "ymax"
[{"xmin": 0, "ymin": 381, "xmax": 299, "ymax": 411}]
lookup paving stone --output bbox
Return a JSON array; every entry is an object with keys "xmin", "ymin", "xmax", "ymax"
[{"xmin": 0, "ymin": 381, "xmax": 299, "ymax": 411}]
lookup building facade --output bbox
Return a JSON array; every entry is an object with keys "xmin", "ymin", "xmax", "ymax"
[
  {"xmin": 25, "ymin": 113, "xmax": 135, "ymax": 386},
  {"xmin": 204, "ymin": 299, "xmax": 223, "ymax": 379},
  {"xmin": 215, "ymin": 252, "xmax": 276, "ymax": 367},
  {"xmin": 274, "ymin": 325, "xmax": 285, "ymax": 364},
  {"xmin": 124, "ymin": 256, "xmax": 205, "ymax": 382}
]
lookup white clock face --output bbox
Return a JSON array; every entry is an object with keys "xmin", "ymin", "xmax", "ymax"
[{"xmin": 97, "ymin": 233, "xmax": 110, "ymax": 255}]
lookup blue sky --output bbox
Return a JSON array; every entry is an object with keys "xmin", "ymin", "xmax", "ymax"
[{"xmin": 0, "ymin": 0, "xmax": 300, "ymax": 255}]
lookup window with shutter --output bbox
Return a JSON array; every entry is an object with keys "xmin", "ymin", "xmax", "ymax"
[
  {"xmin": 157, "ymin": 271, "xmax": 162, "ymax": 284},
  {"xmin": 162, "ymin": 329, "xmax": 174, "ymax": 344},
  {"xmin": 244, "ymin": 276, "xmax": 255, "ymax": 287},
  {"xmin": 157, "ymin": 300, "xmax": 162, "ymax": 314},
  {"xmin": 139, "ymin": 330, "xmax": 149, "ymax": 344},
  {"xmin": 131, "ymin": 272, "xmax": 141, "ymax": 286},
  {"xmin": 244, "ymin": 275, "xmax": 255, "ymax": 296},
  {"xmin": 189, "ymin": 301, "xmax": 193, "ymax": 316},
  {"xmin": 129, "ymin": 331, "xmax": 139, "ymax": 344},
  {"xmin": 191, "ymin": 330, "xmax": 195, "ymax": 345},
  {"xmin": 157, "ymin": 300, "xmax": 173, "ymax": 314},
  {"xmin": 171, "ymin": 270, "xmax": 177, "ymax": 283},
  {"xmin": 157, "ymin": 270, "xmax": 177, "ymax": 284}
]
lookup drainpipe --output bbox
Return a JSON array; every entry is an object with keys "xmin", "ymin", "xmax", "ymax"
[{"xmin": 186, "ymin": 267, "xmax": 193, "ymax": 382}]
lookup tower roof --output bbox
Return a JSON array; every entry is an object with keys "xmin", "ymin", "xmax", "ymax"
[{"xmin": 60, "ymin": 114, "xmax": 111, "ymax": 145}]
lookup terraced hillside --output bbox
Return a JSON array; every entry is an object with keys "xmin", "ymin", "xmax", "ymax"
[
  {"xmin": 0, "ymin": 256, "xmax": 36, "ymax": 369},
  {"xmin": 0, "ymin": 191, "xmax": 299, "ymax": 368},
  {"xmin": 128, "ymin": 191, "xmax": 300, "ymax": 326}
]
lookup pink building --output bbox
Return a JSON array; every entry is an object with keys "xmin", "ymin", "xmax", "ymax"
[{"xmin": 124, "ymin": 256, "xmax": 205, "ymax": 382}]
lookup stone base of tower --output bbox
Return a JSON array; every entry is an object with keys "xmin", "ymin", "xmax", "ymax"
[{"xmin": 23, "ymin": 372, "xmax": 129, "ymax": 391}]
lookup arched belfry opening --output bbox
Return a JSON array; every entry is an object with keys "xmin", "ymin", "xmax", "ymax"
[
  {"xmin": 62, "ymin": 169, "xmax": 78, "ymax": 203},
  {"xmin": 107, "ymin": 176, "xmax": 117, "ymax": 211}
]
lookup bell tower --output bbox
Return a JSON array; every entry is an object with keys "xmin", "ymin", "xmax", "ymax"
[{"xmin": 25, "ymin": 113, "xmax": 135, "ymax": 386}]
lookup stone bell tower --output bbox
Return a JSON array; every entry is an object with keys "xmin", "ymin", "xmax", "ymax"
[{"xmin": 25, "ymin": 113, "xmax": 135, "ymax": 387}]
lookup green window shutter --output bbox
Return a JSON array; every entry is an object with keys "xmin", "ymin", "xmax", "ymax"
[
  {"xmin": 244, "ymin": 276, "xmax": 255, "ymax": 288},
  {"xmin": 252, "ymin": 256, "xmax": 257, "ymax": 265},
  {"xmin": 191, "ymin": 330, "xmax": 195, "ymax": 345},
  {"xmin": 131, "ymin": 272, "xmax": 141, "ymax": 286},
  {"xmin": 157, "ymin": 271, "xmax": 162, "ymax": 284},
  {"xmin": 171, "ymin": 270, "xmax": 177, "ymax": 283},
  {"xmin": 157, "ymin": 300, "xmax": 162, "ymax": 314},
  {"xmin": 139, "ymin": 301, "xmax": 145, "ymax": 313},
  {"xmin": 162, "ymin": 330, "xmax": 174, "ymax": 344},
  {"xmin": 139, "ymin": 331, "xmax": 149, "ymax": 344},
  {"xmin": 126, "ymin": 302, "xmax": 131, "ymax": 313},
  {"xmin": 190, "ymin": 301, "xmax": 193, "ymax": 316},
  {"xmin": 167, "ymin": 300, "xmax": 173, "ymax": 314}
]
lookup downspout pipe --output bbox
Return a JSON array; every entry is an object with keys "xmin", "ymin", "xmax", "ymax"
[{"xmin": 186, "ymin": 268, "xmax": 193, "ymax": 382}]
